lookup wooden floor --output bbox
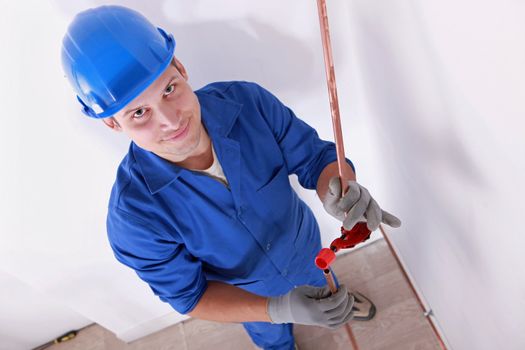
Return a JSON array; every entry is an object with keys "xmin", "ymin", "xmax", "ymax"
[{"xmin": 45, "ymin": 239, "xmax": 443, "ymax": 350}]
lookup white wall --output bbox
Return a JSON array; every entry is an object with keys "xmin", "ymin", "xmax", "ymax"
[
  {"xmin": 0, "ymin": 270, "xmax": 90, "ymax": 350},
  {"xmin": 341, "ymin": 0, "xmax": 525, "ymax": 349},
  {"xmin": 1, "ymin": 0, "xmax": 524, "ymax": 349},
  {"xmin": 2, "ymin": 1, "xmax": 366, "ymax": 347}
]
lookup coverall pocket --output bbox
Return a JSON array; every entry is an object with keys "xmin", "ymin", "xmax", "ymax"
[
  {"xmin": 254, "ymin": 165, "xmax": 293, "ymax": 228},
  {"xmin": 255, "ymin": 164, "xmax": 286, "ymax": 191}
]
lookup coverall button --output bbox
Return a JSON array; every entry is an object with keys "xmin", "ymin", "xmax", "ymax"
[
  {"xmin": 266, "ymin": 243, "xmax": 271, "ymax": 251},
  {"xmin": 281, "ymin": 269, "xmax": 288, "ymax": 276}
]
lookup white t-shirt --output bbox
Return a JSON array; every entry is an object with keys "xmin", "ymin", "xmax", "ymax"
[{"xmin": 191, "ymin": 144, "xmax": 229, "ymax": 187}]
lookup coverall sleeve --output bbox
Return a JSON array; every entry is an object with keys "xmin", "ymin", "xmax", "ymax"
[
  {"xmin": 106, "ymin": 207, "xmax": 207, "ymax": 314},
  {"xmin": 249, "ymin": 82, "xmax": 356, "ymax": 189}
]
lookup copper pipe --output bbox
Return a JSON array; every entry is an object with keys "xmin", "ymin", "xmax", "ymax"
[
  {"xmin": 379, "ymin": 225, "xmax": 448, "ymax": 349},
  {"xmin": 317, "ymin": 1, "xmax": 358, "ymax": 348},
  {"xmin": 316, "ymin": 0, "xmax": 351, "ymax": 195},
  {"xmin": 323, "ymin": 269, "xmax": 358, "ymax": 349},
  {"xmin": 315, "ymin": 0, "xmax": 448, "ymax": 348},
  {"xmin": 323, "ymin": 269, "xmax": 338, "ymax": 293},
  {"xmin": 345, "ymin": 324, "xmax": 359, "ymax": 350}
]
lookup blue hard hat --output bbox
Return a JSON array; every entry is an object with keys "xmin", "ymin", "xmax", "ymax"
[{"xmin": 61, "ymin": 5, "xmax": 176, "ymax": 118}]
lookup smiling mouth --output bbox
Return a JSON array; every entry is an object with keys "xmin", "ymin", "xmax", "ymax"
[{"xmin": 163, "ymin": 122, "xmax": 190, "ymax": 141}]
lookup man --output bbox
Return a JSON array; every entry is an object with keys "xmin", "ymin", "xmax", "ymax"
[{"xmin": 61, "ymin": 5, "xmax": 401, "ymax": 350}]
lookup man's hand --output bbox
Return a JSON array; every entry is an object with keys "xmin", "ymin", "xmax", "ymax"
[
  {"xmin": 267, "ymin": 284, "xmax": 354, "ymax": 329},
  {"xmin": 323, "ymin": 177, "xmax": 402, "ymax": 231}
]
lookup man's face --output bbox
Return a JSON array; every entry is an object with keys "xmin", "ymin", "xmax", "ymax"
[{"xmin": 105, "ymin": 57, "xmax": 204, "ymax": 163}]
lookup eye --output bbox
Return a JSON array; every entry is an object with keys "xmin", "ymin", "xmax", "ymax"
[
  {"xmin": 133, "ymin": 108, "xmax": 146, "ymax": 118},
  {"xmin": 164, "ymin": 84, "xmax": 175, "ymax": 96}
]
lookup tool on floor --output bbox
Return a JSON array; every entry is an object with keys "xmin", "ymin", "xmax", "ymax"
[{"xmin": 31, "ymin": 324, "xmax": 94, "ymax": 350}]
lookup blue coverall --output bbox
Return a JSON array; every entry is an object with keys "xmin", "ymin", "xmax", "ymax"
[{"xmin": 106, "ymin": 81, "xmax": 355, "ymax": 349}]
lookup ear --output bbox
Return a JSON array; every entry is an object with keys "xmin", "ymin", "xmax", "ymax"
[
  {"xmin": 173, "ymin": 56, "xmax": 189, "ymax": 81},
  {"xmin": 101, "ymin": 117, "xmax": 123, "ymax": 132}
]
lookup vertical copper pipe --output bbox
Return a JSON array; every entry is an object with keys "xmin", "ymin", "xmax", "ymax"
[
  {"xmin": 315, "ymin": 0, "xmax": 448, "ymax": 348},
  {"xmin": 323, "ymin": 269, "xmax": 338, "ymax": 293},
  {"xmin": 316, "ymin": 0, "xmax": 351, "ymax": 195},
  {"xmin": 324, "ymin": 269, "xmax": 358, "ymax": 349},
  {"xmin": 345, "ymin": 324, "xmax": 359, "ymax": 350},
  {"xmin": 316, "ymin": 1, "xmax": 358, "ymax": 348}
]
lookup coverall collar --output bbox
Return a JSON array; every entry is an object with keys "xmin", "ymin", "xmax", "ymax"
[{"xmin": 131, "ymin": 92, "xmax": 244, "ymax": 194}]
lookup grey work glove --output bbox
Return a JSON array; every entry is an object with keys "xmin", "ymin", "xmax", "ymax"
[
  {"xmin": 323, "ymin": 177, "xmax": 402, "ymax": 232},
  {"xmin": 267, "ymin": 284, "xmax": 355, "ymax": 329}
]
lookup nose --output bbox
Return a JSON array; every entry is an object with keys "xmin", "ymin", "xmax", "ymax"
[{"xmin": 156, "ymin": 102, "xmax": 182, "ymax": 130}]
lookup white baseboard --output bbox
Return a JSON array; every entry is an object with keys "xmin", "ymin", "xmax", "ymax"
[{"xmin": 116, "ymin": 312, "xmax": 189, "ymax": 343}]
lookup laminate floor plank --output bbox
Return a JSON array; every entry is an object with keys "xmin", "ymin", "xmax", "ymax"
[{"xmin": 44, "ymin": 239, "xmax": 444, "ymax": 350}]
